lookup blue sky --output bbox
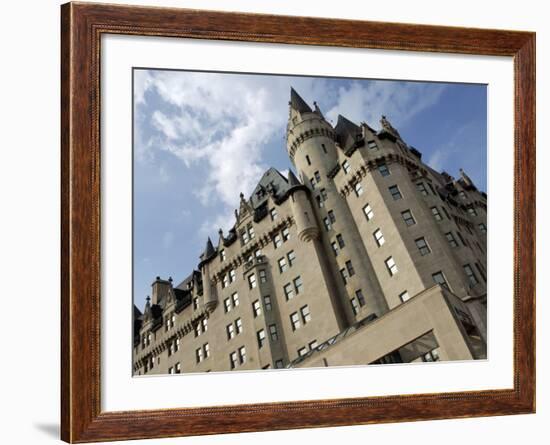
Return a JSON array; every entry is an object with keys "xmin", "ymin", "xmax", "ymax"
[{"xmin": 133, "ymin": 69, "xmax": 487, "ymax": 309}]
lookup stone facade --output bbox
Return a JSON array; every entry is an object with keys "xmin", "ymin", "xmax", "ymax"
[{"xmin": 133, "ymin": 88, "xmax": 488, "ymax": 376}]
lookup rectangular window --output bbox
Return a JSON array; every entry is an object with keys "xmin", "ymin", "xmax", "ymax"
[
  {"xmin": 168, "ymin": 366, "xmax": 174, "ymax": 375},
  {"xmin": 323, "ymin": 217, "xmax": 332, "ymax": 231},
  {"xmin": 399, "ymin": 290, "xmax": 410, "ymax": 303},
  {"xmin": 464, "ymin": 264, "xmax": 479, "ymax": 286},
  {"xmin": 415, "ymin": 237, "xmax": 431, "ymax": 255},
  {"xmin": 478, "ymin": 223, "xmax": 487, "ymax": 233},
  {"xmin": 259, "ymin": 269, "xmax": 267, "ymax": 283},
  {"xmin": 336, "ymin": 233, "xmax": 345, "ymax": 248},
  {"xmin": 309, "ymin": 340, "xmax": 318, "ymax": 350},
  {"xmin": 355, "ymin": 289, "xmax": 366, "ymax": 306},
  {"xmin": 298, "ymin": 347, "xmax": 308, "ymax": 357},
  {"xmin": 373, "ymin": 228, "xmax": 385, "ymax": 246},
  {"xmin": 378, "ymin": 163, "xmax": 390, "ymax": 177},
  {"xmin": 328, "ymin": 210, "xmax": 336, "ymax": 223},
  {"xmin": 278, "ymin": 257, "xmax": 288, "ymax": 273},
  {"xmin": 320, "ymin": 188, "xmax": 328, "ymax": 201},
  {"xmin": 442, "ymin": 206, "xmax": 451, "ymax": 220},
  {"xmin": 287, "ymin": 250, "xmax": 296, "ymax": 267},
  {"xmin": 226, "ymin": 323, "xmax": 235, "ymax": 340},
  {"xmin": 222, "ymin": 274, "xmax": 229, "ymax": 288},
  {"xmin": 314, "ymin": 171, "xmax": 321, "ymax": 183},
  {"xmin": 284, "ymin": 283, "xmax": 295, "ymax": 300},
  {"xmin": 255, "ymin": 248, "xmax": 262, "ymax": 257},
  {"xmin": 273, "ymin": 233, "xmax": 282, "ymax": 248},
  {"xmin": 316, "ymin": 195, "xmax": 323, "ymax": 208},
  {"xmin": 204, "ymin": 343, "xmax": 210, "ymax": 359},
  {"xmin": 219, "ymin": 249, "xmax": 226, "ymax": 262},
  {"xmin": 196, "ymin": 347, "xmax": 204, "ymax": 363},
  {"xmin": 290, "ymin": 312, "xmax": 301, "ymax": 331},
  {"xmin": 346, "ymin": 260, "xmax": 355, "ymax": 276},
  {"xmin": 235, "ymin": 317, "xmax": 243, "ymax": 334},
  {"xmin": 229, "ymin": 268, "xmax": 236, "ymax": 283},
  {"xmin": 305, "ymin": 154, "xmax": 311, "ymax": 166},
  {"xmin": 247, "ymin": 273, "xmax": 257, "ymax": 289},
  {"xmin": 350, "ymin": 297, "xmax": 360, "ymax": 315},
  {"xmin": 294, "ymin": 276, "xmax": 304, "ymax": 294},
  {"xmin": 385, "ymin": 257, "xmax": 398, "ymax": 276},
  {"xmin": 230, "ymin": 352, "xmax": 238, "ymax": 369},
  {"xmin": 367, "ymin": 140, "xmax": 378, "ymax": 150},
  {"xmin": 401, "ymin": 209, "xmax": 416, "ymax": 226},
  {"xmin": 389, "ymin": 185, "xmax": 402, "ymax": 200},
  {"xmin": 416, "ymin": 182, "xmax": 428, "ymax": 196},
  {"xmin": 445, "ymin": 232, "xmax": 458, "ymax": 247},
  {"xmin": 192, "ymin": 297, "xmax": 199, "ymax": 311},
  {"xmin": 252, "ymin": 300, "xmax": 262, "ymax": 318},
  {"xmin": 363, "ymin": 204, "xmax": 374, "ymax": 220},
  {"xmin": 467, "ymin": 206, "xmax": 478, "ymax": 217},
  {"xmin": 270, "ymin": 208, "xmax": 278, "ymax": 221},
  {"xmin": 300, "ymin": 305, "xmax": 311, "ymax": 323},
  {"xmin": 354, "ymin": 182, "xmax": 364, "ymax": 197},
  {"xmin": 459, "ymin": 191, "xmax": 467, "ymax": 200},
  {"xmin": 282, "ymin": 227, "xmax": 290, "ymax": 241},
  {"xmin": 431, "ymin": 206, "xmax": 443, "ymax": 221},
  {"xmin": 231, "ymin": 292, "xmax": 239, "ymax": 307},
  {"xmin": 275, "ymin": 360, "xmax": 284, "ymax": 369},
  {"xmin": 427, "ymin": 182, "xmax": 436, "ymax": 195},
  {"xmin": 432, "ymin": 271, "xmax": 450, "ymax": 290},
  {"xmin": 342, "ymin": 160, "xmax": 351, "ymax": 174},
  {"xmin": 263, "ymin": 295, "xmax": 272, "ymax": 311},
  {"xmin": 201, "ymin": 318, "xmax": 208, "ymax": 333},
  {"xmin": 331, "ymin": 241, "xmax": 339, "ymax": 256},
  {"xmin": 269, "ymin": 324, "xmax": 278, "ymax": 341},
  {"xmin": 310, "ymin": 177, "xmax": 316, "ymax": 189},
  {"xmin": 257, "ymin": 329, "xmax": 266, "ymax": 348},
  {"xmin": 340, "ymin": 267, "xmax": 349, "ymax": 285},
  {"xmin": 242, "ymin": 229, "xmax": 250, "ymax": 244},
  {"xmin": 175, "ymin": 362, "xmax": 181, "ymax": 374}
]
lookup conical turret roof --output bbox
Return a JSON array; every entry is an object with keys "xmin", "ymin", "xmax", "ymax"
[
  {"xmin": 201, "ymin": 237, "xmax": 216, "ymax": 260},
  {"xmin": 290, "ymin": 87, "xmax": 312, "ymax": 113}
]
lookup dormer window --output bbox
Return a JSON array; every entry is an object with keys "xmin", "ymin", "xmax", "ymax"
[{"xmin": 219, "ymin": 249, "xmax": 226, "ymax": 262}]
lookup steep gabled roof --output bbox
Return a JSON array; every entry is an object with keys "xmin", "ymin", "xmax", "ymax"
[
  {"xmin": 290, "ymin": 87, "xmax": 312, "ymax": 113},
  {"xmin": 249, "ymin": 167, "xmax": 291, "ymax": 209},
  {"xmin": 335, "ymin": 114, "xmax": 362, "ymax": 151}
]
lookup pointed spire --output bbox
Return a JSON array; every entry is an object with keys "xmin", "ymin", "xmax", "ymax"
[
  {"xmin": 287, "ymin": 170, "xmax": 301, "ymax": 187},
  {"xmin": 290, "ymin": 87, "xmax": 312, "ymax": 113},
  {"xmin": 201, "ymin": 237, "xmax": 215, "ymax": 260}
]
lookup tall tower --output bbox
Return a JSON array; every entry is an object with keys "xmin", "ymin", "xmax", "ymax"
[{"xmin": 286, "ymin": 88, "xmax": 389, "ymax": 323}]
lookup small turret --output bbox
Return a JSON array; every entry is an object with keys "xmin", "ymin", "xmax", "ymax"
[
  {"xmin": 199, "ymin": 238, "xmax": 217, "ymax": 311},
  {"xmin": 287, "ymin": 170, "xmax": 320, "ymax": 242}
]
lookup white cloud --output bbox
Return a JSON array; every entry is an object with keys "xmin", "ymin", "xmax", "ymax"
[{"xmin": 326, "ymin": 80, "xmax": 445, "ymax": 129}]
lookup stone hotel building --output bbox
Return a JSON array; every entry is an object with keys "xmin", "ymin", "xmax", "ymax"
[{"xmin": 133, "ymin": 88, "xmax": 488, "ymax": 375}]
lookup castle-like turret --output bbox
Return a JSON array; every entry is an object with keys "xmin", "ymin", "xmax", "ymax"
[
  {"xmin": 199, "ymin": 237, "xmax": 217, "ymax": 311},
  {"xmin": 286, "ymin": 88, "xmax": 337, "ymax": 181},
  {"xmin": 287, "ymin": 170, "xmax": 319, "ymax": 242}
]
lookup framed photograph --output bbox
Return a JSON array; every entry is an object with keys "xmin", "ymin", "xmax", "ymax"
[{"xmin": 61, "ymin": 2, "xmax": 535, "ymax": 442}]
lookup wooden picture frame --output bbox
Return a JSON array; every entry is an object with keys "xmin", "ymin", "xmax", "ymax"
[{"xmin": 61, "ymin": 2, "xmax": 536, "ymax": 442}]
